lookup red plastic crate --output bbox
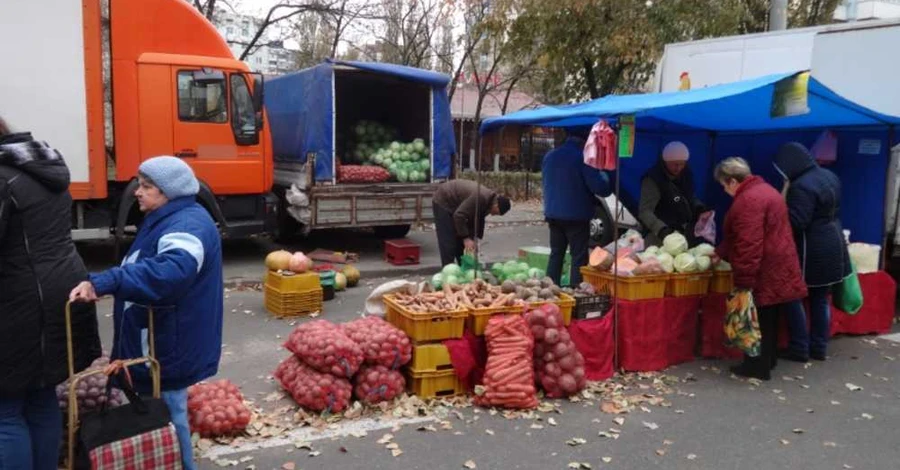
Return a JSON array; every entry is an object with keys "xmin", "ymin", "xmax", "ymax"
[{"xmin": 385, "ymin": 238, "xmax": 421, "ymax": 266}]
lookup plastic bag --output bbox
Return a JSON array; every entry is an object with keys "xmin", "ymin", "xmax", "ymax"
[
  {"xmin": 694, "ymin": 211, "xmax": 716, "ymax": 244},
  {"xmin": 475, "ymin": 315, "xmax": 539, "ymax": 409},
  {"xmin": 341, "ymin": 316, "xmax": 412, "ymax": 368},
  {"xmin": 723, "ymin": 290, "xmax": 761, "ymax": 357},
  {"xmin": 811, "ymin": 130, "xmax": 837, "ymax": 165},
  {"xmin": 283, "ymin": 320, "xmax": 364, "ymax": 378},
  {"xmin": 274, "ymin": 355, "xmax": 352, "ymax": 413},
  {"xmin": 365, "ymin": 280, "xmax": 419, "ymax": 317}
]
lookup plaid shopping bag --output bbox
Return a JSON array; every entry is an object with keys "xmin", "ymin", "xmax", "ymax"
[{"xmin": 723, "ymin": 290, "xmax": 761, "ymax": 357}]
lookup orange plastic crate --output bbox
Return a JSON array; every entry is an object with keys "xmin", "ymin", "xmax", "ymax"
[
  {"xmin": 466, "ymin": 305, "xmax": 526, "ymax": 336},
  {"xmin": 383, "ymin": 295, "xmax": 468, "ymax": 342},
  {"xmin": 667, "ymin": 272, "xmax": 713, "ymax": 297},
  {"xmin": 528, "ymin": 292, "xmax": 576, "ymax": 325},
  {"xmin": 408, "ymin": 343, "xmax": 454, "ymax": 373},
  {"xmin": 265, "ymin": 270, "xmax": 320, "ymax": 292},
  {"xmin": 581, "ymin": 268, "xmax": 668, "ymax": 301},
  {"xmin": 405, "ymin": 368, "xmax": 465, "ymax": 399},
  {"xmin": 710, "ymin": 271, "xmax": 734, "ymax": 294}
]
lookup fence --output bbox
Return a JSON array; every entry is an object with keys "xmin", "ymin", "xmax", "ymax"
[{"xmin": 459, "ymin": 170, "xmax": 542, "ymax": 201}]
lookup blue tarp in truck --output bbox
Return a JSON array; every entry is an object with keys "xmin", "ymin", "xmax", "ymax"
[
  {"xmin": 264, "ymin": 60, "xmax": 457, "ymax": 236},
  {"xmin": 266, "ymin": 59, "xmax": 456, "ymax": 182}
]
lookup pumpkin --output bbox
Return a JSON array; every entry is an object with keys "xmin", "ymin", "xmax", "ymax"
[
  {"xmin": 342, "ymin": 265, "xmax": 361, "ymax": 287},
  {"xmin": 289, "ymin": 252, "xmax": 313, "ymax": 273},
  {"xmin": 334, "ymin": 272, "xmax": 347, "ymax": 291},
  {"xmin": 265, "ymin": 250, "xmax": 293, "ymax": 271},
  {"xmin": 589, "ymin": 248, "xmax": 614, "ymax": 271}
]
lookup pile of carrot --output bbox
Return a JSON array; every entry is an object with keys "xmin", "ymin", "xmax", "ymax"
[
  {"xmin": 475, "ymin": 315, "xmax": 539, "ymax": 409},
  {"xmin": 391, "ymin": 279, "xmax": 522, "ymax": 314}
]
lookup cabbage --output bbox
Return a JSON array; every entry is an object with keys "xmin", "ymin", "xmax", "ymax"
[
  {"xmin": 464, "ymin": 269, "xmax": 476, "ymax": 282},
  {"xmin": 696, "ymin": 255, "xmax": 712, "ymax": 271},
  {"xmin": 663, "ymin": 233, "xmax": 689, "ymax": 256},
  {"xmin": 644, "ymin": 246, "xmax": 660, "ymax": 256},
  {"xmin": 715, "ymin": 260, "xmax": 732, "ymax": 271},
  {"xmin": 527, "ymin": 267, "xmax": 545, "ymax": 279},
  {"xmin": 692, "ymin": 243, "xmax": 715, "ymax": 257},
  {"xmin": 431, "ymin": 273, "xmax": 443, "ymax": 289},
  {"xmin": 442, "ymin": 264, "xmax": 463, "ymax": 277},
  {"xmin": 517, "ymin": 262, "xmax": 530, "ymax": 272},
  {"xmin": 491, "ymin": 263, "xmax": 504, "ymax": 277},
  {"xmin": 444, "ymin": 275, "xmax": 460, "ymax": 286},
  {"xmin": 674, "ymin": 253, "xmax": 698, "ymax": 273},
  {"xmin": 657, "ymin": 252, "xmax": 675, "ymax": 273},
  {"xmin": 512, "ymin": 273, "xmax": 528, "ymax": 282},
  {"xmin": 637, "ymin": 253, "xmax": 658, "ymax": 263}
]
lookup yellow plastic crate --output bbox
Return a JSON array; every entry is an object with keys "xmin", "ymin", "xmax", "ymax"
[
  {"xmin": 581, "ymin": 268, "xmax": 668, "ymax": 301},
  {"xmin": 408, "ymin": 343, "xmax": 454, "ymax": 373},
  {"xmin": 383, "ymin": 295, "xmax": 468, "ymax": 342},
  {"xmin": 529, "ymin": 292, "xmax": 576, "ymax": 325},
  {"xmin": 405, "ymin": 368, "xmax": 465, "ymax": 399},
  {"xmin": 710, "ymin": 271, "xmax": 734, "ymax": 294},
  {"xmin": 466, "ymin": 305, "xmax": 526, "ymax": 336},
  {"xmin": 264, "ymin": 285, "xmax": 323, "ymax": 318},
  {"xmin": 667, "ymin": 272, "xmax": 713, "ymax": 297},
  {"xmin": 265, "ymin": 270, "xmax": 320, "ymax": 292}
]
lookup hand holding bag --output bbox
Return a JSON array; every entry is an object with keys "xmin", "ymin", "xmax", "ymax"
[{"xmin": 66, "ymin": 303, "xmax": 182, "ymax": 470}]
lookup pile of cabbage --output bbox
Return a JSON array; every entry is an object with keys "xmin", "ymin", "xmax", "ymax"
[
  {"xmin": 432, "ymin": 263, "xmax": 492, "ymax": 289},
  {"xmin": 347, "ymin": 121, "xmax": 431, "ymax": 183},
  {"xmin": 638, "ymin": 233, "xmax": 730, "ymax": 274},
  {"xmin": 431, "ymin": 260, "xmax": 547, "ymax": 289}
]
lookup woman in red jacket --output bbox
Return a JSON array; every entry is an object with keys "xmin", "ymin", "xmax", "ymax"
[{"xmin": 714, "ymin": 158, "xmax": 807, "ymax": 380}]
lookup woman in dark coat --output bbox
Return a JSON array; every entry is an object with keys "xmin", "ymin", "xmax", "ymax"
[
  {"xmin": 774, "ymin": 142, "xmax": 852, "ymax": 361},
  {"xmin": 0, "ymin": 118, "xmax": 101, "ymax": 469},
  {"xmin": 714, "ymin": 157, "xmax": 807, "ymax": 381}
]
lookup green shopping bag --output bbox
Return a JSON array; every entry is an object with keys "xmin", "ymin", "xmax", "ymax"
[
  {"xmin": 833, "ymin": 262, "xmax": 863, "ymax": 315},
  {"xmin": 460, "ymin": 253, "xmax": 478, "ymax": 272},
  {"xmin": 723, "ymin": 290, "xmax": 761, "ymax": 357}
]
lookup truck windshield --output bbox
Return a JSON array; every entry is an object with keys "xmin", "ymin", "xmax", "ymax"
[{"xmin": 230, "ymin": 73, "xmax": 258, "ymax": 145}]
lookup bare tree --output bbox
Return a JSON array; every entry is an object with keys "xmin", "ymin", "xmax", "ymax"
[
  {"xmin": 372, "ymin": 0, "xmax": 454, "ymax": 69},
  {"xmin": 444, "ymin": 1, "xmax": 491, "ymax": 103}
]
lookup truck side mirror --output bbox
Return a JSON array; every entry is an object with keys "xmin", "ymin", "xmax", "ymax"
[{"xmin": 252, "ymin": 73, "xmax": 265, "ymax": 130}]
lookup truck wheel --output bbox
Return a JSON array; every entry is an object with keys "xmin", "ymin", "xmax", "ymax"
[
  {"xmin": 373, "ymin": 224, "xmax": 411, "ymax": 239},
  {"xmin": 589, "ymin": 200, "xmax": 616, "ymax": 248}
]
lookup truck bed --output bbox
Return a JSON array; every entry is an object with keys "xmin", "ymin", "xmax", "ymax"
[{"xmin": 309, "ymin": 182, "xmax": 436, "ymax": 228}]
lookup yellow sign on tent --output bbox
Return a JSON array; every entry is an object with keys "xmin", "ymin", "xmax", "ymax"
[{"xmin": 771, "ymin": 72, "xmax": 810, "ymax": 118}]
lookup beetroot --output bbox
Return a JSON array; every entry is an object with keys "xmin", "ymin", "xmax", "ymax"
[
  {"xmin": 341, "ymin": 316, "xmax": 412, "ymax": 369},
  {"xmin": 187, "ymin": 380, "xmax": 251, "ymax": 437},
  {"xmin": 284, "ymin": 320, "xmax": 364, "ymax": 378},
  {"xmin": 274, "ymin": 355, "xmax": 352, "ymax": 413},
  {"xmin": 353, "ymin": 364, "xmax": 405, "ymax": 404},
  {"xmin": 337, "ymin": 165, "xmax": 391, "ymax": 184}
]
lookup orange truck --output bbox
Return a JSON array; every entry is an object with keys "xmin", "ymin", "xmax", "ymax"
[{"xmin": 2, "ymin": 0, "xmax": 273, "ymax": 250}]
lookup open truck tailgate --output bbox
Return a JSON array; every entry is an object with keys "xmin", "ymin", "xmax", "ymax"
[{"xmin": 310, "ymin": 183, "xmax": 436, "ymax": 227}]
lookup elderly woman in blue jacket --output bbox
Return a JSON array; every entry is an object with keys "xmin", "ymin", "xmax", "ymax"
[
  {"xmin": 774, "ymin": 142, "xmax": 852, "ymax": 362},
  {"xmin": 70, "ymin": 156, "xmax": 223, "ymax": 470}
]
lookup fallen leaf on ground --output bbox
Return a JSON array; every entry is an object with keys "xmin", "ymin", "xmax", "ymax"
[
  {"xmin": 687, "ymin": 454, "xmax": 697, "ymax": 460},
  {"xmin": 792, "ymin": 428, "xmax": 805, "ymax": 434},
  {"xmin": 780, "ymin": 439, "xmax": 790, "ymax": 445},
  {"xmin": 385, "ymin": 443, "xmax": 399, "ymax": 450},
  {"xmin": 600, "ymin": 401, "xmax": 627, "ymax": 414},
  {"xmin": 485, "ymin": 429, "xmax": 495, "ymax": 436},
  {"xmin": 675, "ymin": 410, "xmax": 685, "ymax": 414},
  {"xmin": 308, "ymin": 451, "xmax": 320, "ymax": 457},
  {"xmin": 239, "ymin": 456, "xmax": 253, "ymax": 463},
  {"xmin": 566, "ymin": 437, "xmax": 588, "ymax": 446},
  {"xmin": 861, "ymin": 413, "xmax": 874, "ymax": 420},
  {"xmin": 656, "ymin": 449, "xmax": 667, "ymax": 456},
  {"xmin": 530, "ymin": 423, "xmax": 544, "ymax": 430},
  {"xmin": 663, "ymin": 439, "xmax": 674, "ymax": 446},
  {"xmin": 602, "ymin": 457, "xmax": 612, "ymax": 463},
  {"xmin": 831, "ymin": 400, "xmax": 841, "ymax": 405},
  {"xmin": 215, "ymin": 460, "xmax": 238, "ymax": 467},
  {"xmin": 843, "ymin": 465, "xmax": 853, "ymax": 469},
  {"xmin": 568, "ymin": 464, "xmax": 581, "ymax": 469},
  {"xmin": 824, "ymin": 442, "xmax": 837, "ymax": 447},
  {"xmin": 281, "ymin": 463, "xmax": 295, "ymax": 470},
  {"xmin": 846, "ymin": 383, "xmax": 863, "ymax": 392},
  {"xmin": 548, "ymin": 417, "xmax": 558, "ymax": 426},
  {"xmin": 463, "ymin": 460, "xmax": 476, "ymax": 469},
  {"xmin": 391, "ymin": 449, "xmax": 403, "ymax": 457},
  {"xmin": 377, "ymin": 434, "xmax": 394, "ymax": 444},
  {"xmin": 613, "ymin": 417, "xmax": 625, "ymax": 426},
  {"xmin": 643, "ymin": 421, "xmax": 659, "ymax": 430}
]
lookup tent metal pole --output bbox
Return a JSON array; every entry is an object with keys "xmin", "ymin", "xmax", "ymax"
[
  {"xmin": 882, "ymin": 126, "xmax": 896, "ymax": 270},
  {"xmin": 611, "ymin": 122, "xmax": 621, "ymax": 371}
]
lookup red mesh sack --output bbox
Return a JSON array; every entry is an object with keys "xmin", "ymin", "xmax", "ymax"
[
  {"xmin": 474, "ymin": 315, "xmax": 539, "ymax": 409},
  {"xmin": 284, "ymin": 320, "xmax": 364, "ymax": 378},
  {"xmin": 526, "ymin": 304, "xmax": 587, "ymax": 398},
  {"xmin": 353, "ymin": 364, "xmax": 406, "ymax": 405},
  {"xmin": 341, "ymin": 316, "xmax": 412, "ymax": 369},
  {"xmin": 274, "ymin": 355, "xmax": 352, "ymax": 413},
  {"xmin": 187, "ymin": 379, "xmax": 252, "ymax": 437}
]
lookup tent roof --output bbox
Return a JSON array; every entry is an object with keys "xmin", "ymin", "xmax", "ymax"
[
  {"xmin": 480, "ymin": 72, "xmax": 900, "ymax": 134},
  {"xmin": 327, "ymin": 59, "xmax": 450, "ymax": 88}
]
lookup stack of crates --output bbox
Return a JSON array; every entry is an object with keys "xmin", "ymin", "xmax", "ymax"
[
  {"xmin": 383, "ymin": 295, "xmax": 467, "ymax": 399},
  {"xmin": 264, "ymin": 270, "xmax": 324, "ymax": 318}
]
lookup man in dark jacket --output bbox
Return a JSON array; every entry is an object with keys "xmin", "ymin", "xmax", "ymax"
[
  {"xmin": 542, "ymin": 131, "xmax": 612, "ymax": 286},
  {"xmin": 0, "ymin": 118, "xmax": 101, "ymax": 469},
  {"xmin": 774, "ymin": 142, "xmax": 852, "ymax": 362},
  {"xmin": 639, "ymin": 141, "xmax": 709, "ymax": 246},
  {"xmin": 71, "ymin": 156, "xmax": 223, "ymax": 469},
  {"xmin": 432, "ymin": 180, "xmax": 511, "ymax": 266}
]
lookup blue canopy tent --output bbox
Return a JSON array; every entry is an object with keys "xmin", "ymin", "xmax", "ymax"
[{"xmin": 480, "ymin": 72, "xmax": 900, "ymax": 245}]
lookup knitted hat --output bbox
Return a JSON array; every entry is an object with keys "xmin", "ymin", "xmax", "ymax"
[
  {"xmin": 138, "ymin": 156, "xmax": 199, "ymax": 199},
  {"xmin": 662, "ymin": 141, "xmax": 690, "ymax": 162}
]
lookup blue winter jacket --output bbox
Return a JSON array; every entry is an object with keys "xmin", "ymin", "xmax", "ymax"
[
  {"xmin": 90, "ymin": 197, "xmax": 223, "ymax": 392},
  {"xmin": 542, "ymin": 137, "xmax": 612, "ymax": 221}
]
